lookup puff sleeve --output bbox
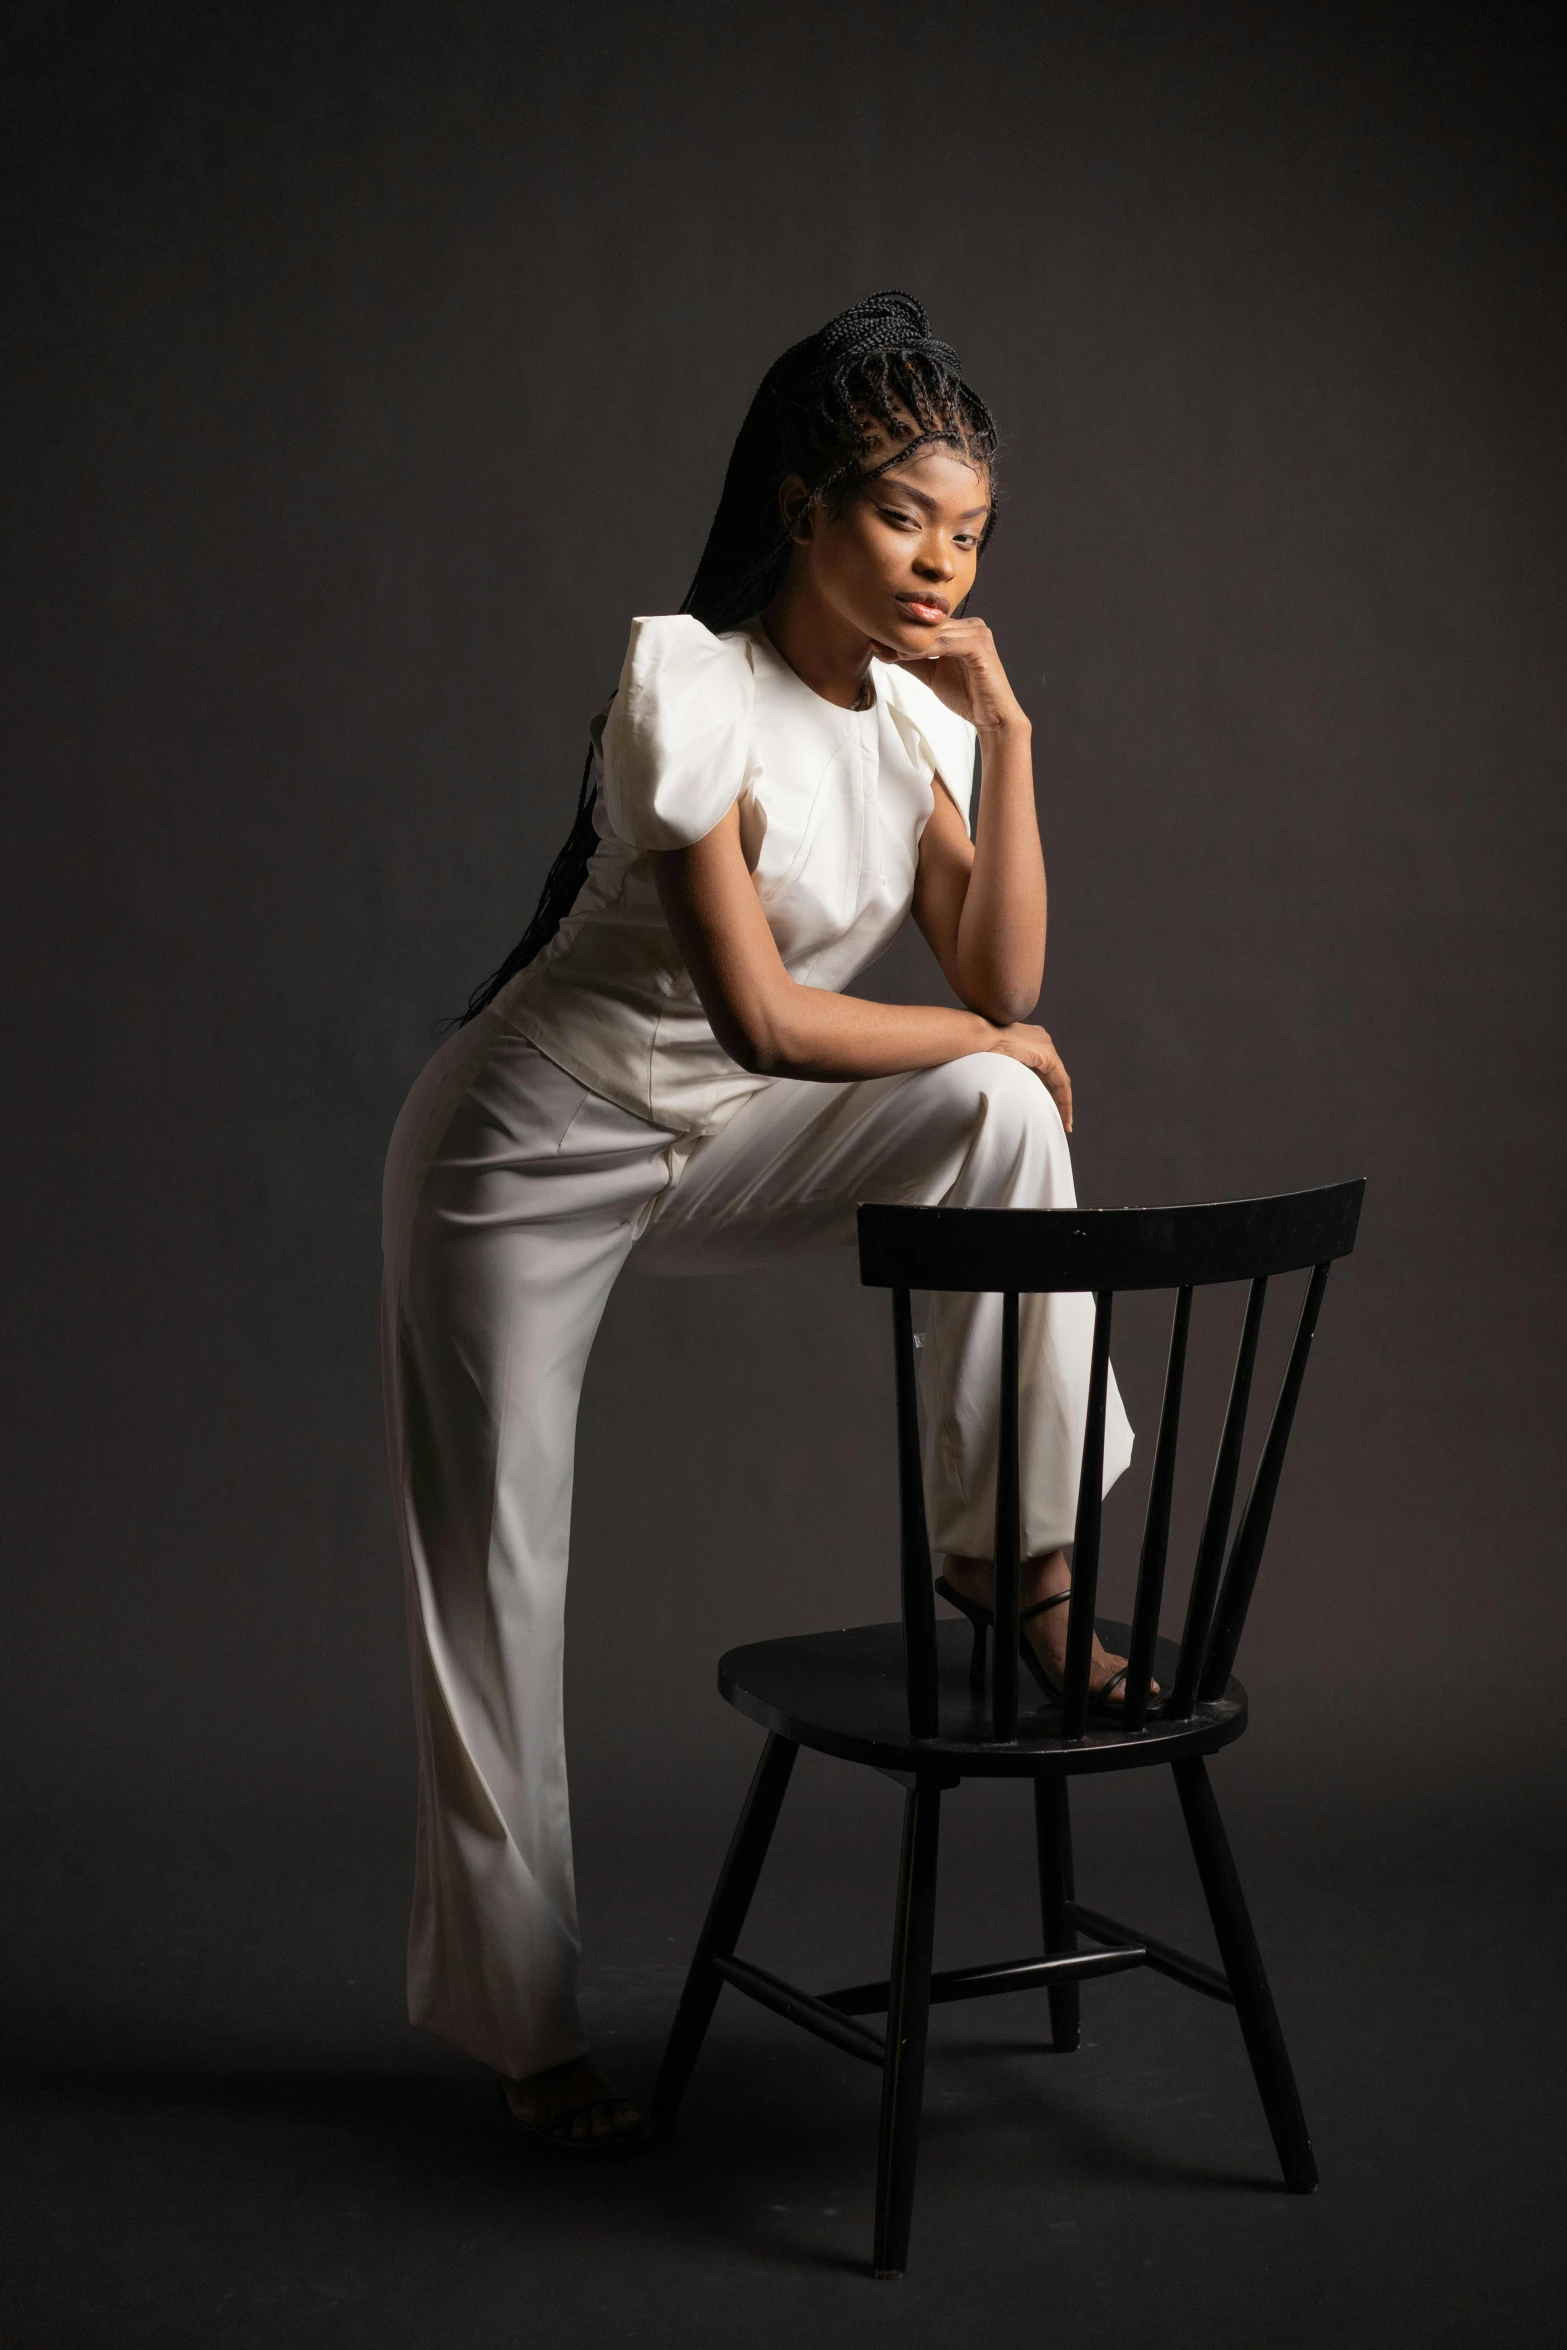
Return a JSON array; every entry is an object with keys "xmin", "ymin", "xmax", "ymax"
[
  {"xmin": 878, "ymin": 663, "xmax": 980, "ymax": 834},
  {"xmin": 599, "ymin": 615, "xmax": 756, "ymax": 851}
]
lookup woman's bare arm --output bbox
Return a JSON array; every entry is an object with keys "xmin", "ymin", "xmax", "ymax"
[
  {"xmin": 650, "ymin": 806, "xmax": 1074, "ymax": 1127},
  {"xmin": 902, "ymin": 621, "xmax": 1047, "ymax": 1025}
]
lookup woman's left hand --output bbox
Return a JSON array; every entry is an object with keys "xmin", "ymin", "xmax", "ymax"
[{"xmin": 888, "ymin": 617, "xmax": 1028, "ymax": 735}]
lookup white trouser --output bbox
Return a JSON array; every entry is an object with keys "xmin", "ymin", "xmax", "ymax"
[{"xmin": 382, "ymin": 1010, "xmax": 1133, "ymax": 2079}]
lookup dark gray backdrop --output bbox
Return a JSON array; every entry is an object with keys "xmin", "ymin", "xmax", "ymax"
[{"xmin": 4, "ymin": 0, "xmax": 1563, "ymax": 1842}]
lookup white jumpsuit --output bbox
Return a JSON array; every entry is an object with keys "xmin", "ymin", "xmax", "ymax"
[{"xmin": 383, "ymin": 616, "xmax": 1133, "ymax": 2080}]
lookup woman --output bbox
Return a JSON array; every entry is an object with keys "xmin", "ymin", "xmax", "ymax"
[{"xmin": 382, "ymin": 292, "xmax": 1134, "ymax": 2152}]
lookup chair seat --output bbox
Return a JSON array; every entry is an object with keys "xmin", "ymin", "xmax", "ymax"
[{"xmin": 719, "ymin": 1617, "xmax": 1247, "ymax": 1777}]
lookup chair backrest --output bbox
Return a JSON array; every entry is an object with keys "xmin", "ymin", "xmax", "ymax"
[{"xmin": 857, "ymin": 1179, "xmax": 1365, "ymax": 1744}]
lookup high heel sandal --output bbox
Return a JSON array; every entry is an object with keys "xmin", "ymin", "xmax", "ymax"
[
  {"xmin": 933, "ymin": 1575, "xmax": 1132, "ymax": 1714},
  {"xmin": 496, "ymin": 2076, "xmax": 650, "ymax": 2158}
]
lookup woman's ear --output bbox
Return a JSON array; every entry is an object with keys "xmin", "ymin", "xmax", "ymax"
[{"xmin": 777, "ymin": 474, "xmax": 815, "ymax": 542}]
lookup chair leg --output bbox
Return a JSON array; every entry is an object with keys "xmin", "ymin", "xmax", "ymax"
[
  {"xmin": 650, "ymin": 1733, "xmax": 798, "ymax": 2136},
  {"xmin": 872, "ymin": 1778, "xmax": 942, "ymax": 2280},
  {"xmin": 1172, "ymin": 1757, "xmax": 1318, "ymax": 2193},
  {"xmin": 1033, "ymin": 1775, "xmax": 1080, "ymax": 2052},
  {"xmin": 967, "ymin": 1617, "xmax": 988, "ymax": 1703}
]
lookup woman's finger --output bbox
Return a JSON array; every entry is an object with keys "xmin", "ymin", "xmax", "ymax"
[{"xmin": 1039, "ymin": 1051, "xmax": 1073, "ymax": 1132}]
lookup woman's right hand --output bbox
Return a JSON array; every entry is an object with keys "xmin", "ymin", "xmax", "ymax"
[{"xmin": 978, "ymin": 1023, "xmax": 1074, "ymax": 1133}]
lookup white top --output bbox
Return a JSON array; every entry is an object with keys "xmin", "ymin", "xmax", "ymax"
[{"xmin": 496, "ymin": 614, "xmax": 979, "ymax": 1139}]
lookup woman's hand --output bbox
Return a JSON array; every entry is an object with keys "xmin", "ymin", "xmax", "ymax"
[
  {"xmin": 910, "ymin": 643, "xmax": 1047, "ymax": 1025},
  {"xmin": 888, "ymin": 616, "xmax": 1028, "ymax": 735},
  {"xmin": 978, "ymin": 1022, "xmax": 1073, "ymax": 1132}
]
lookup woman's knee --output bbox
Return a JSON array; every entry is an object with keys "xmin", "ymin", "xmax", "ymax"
[
  {"xmin": 921, "ymin": 1051, "xmax": 1070, "ymax": 1204},
  {"xmin": 928, "ymin": 1048, "xmax": 1065, "ymax": 1138}
]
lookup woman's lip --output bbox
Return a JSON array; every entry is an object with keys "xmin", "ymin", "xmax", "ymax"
[{"xmin": 896, "ymin": 596, "xmax": 949, "ymax": 621}]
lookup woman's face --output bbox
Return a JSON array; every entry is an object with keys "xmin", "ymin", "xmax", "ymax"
[{"xmin": 788, "ymin": 427, "xmax": 991, "ymax": 659}]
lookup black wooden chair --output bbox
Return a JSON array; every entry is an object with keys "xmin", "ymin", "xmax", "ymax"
[{"xmin": 651, "ymin": 1179, "xmax": 1364, "ymax": 2278}]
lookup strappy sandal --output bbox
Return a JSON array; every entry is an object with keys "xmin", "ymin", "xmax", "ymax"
[
  {"xmin": 497, "ymin": 2077, "xmax": 651, "ymax": 2159},
  {"xmin": 934, "ymin": 1575, "xmax": 1134, "ymax": 1715}
]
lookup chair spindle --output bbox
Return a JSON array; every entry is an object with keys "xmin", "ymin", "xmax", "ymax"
[
  {"xmin": 1166, "ymin": 1276, "xmax": 1267, "ymax": 1719},
  {"xmin": 1062, "ymin": 1291, "xmax": 1114, "ymax": 1742},
  {"xmin": 1199, "ymin": 1263, "xmax": 1332, "ymax": 1701},
  {"xmin": 892, "ymin": 1288, "xmax": 939, "ymax": 1739},
  {"xmin": 991, "ymin": 1291, "xmax": 1022, "ymax": 1742},
  {"xmin": 1121, "ymin": 1283, "xmax": 1193, "ymax": 1731}
]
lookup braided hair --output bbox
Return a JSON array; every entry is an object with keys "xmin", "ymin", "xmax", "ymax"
[{"xmin": 459, "ymin": 291, "xmax": 997, "ymax": 1022}]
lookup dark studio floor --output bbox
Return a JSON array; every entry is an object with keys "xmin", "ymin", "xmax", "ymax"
[{"xmin": 2, "ymin": 1734, "xmax": 1560, "ymax": 2349}]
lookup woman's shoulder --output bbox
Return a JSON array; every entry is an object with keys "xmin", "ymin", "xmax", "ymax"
[
  {"xmin": 609, "ymin": 614, "xmax": 758, "ymax": 741},
  {"xmin": 599, "ymin": 615, "xmax": 756, "ymax": 851},
  {"xmin": 874, "ymin": 657, "xmax": 978, "ymax": 815},
  {"xmin": 617, "ymin": 612, "xmax": 757, "ymax": 694},
  {"xmin": 875, "ymin": 653, "xmax": 976, "ymax": 738}
]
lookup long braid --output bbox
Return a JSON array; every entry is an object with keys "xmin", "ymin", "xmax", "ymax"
[
  {"xmin": 458, "ymin": 292, "xmax": 998, "ymax": 1023},
  {"xmin": 455, "ymin": 747, "xmax": 598, "ymax": 1022}
]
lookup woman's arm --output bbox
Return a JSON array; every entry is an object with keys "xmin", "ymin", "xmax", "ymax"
[
  {"xmin": 905, "ymin": 620, "xmax": 1047, "ymax": 1025},
  {"xmin": 650, "ymin": 807, "xmax": 1074, "ymax": 1128}
]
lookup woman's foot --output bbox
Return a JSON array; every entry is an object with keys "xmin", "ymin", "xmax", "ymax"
[
  {"xmin": 942, "ymin": 1550, "xmax": 1157, "ymax": 1705},
  {"xmin": 499, "ymin": 2056, "xmax": 646, "ymax": 2150}
]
